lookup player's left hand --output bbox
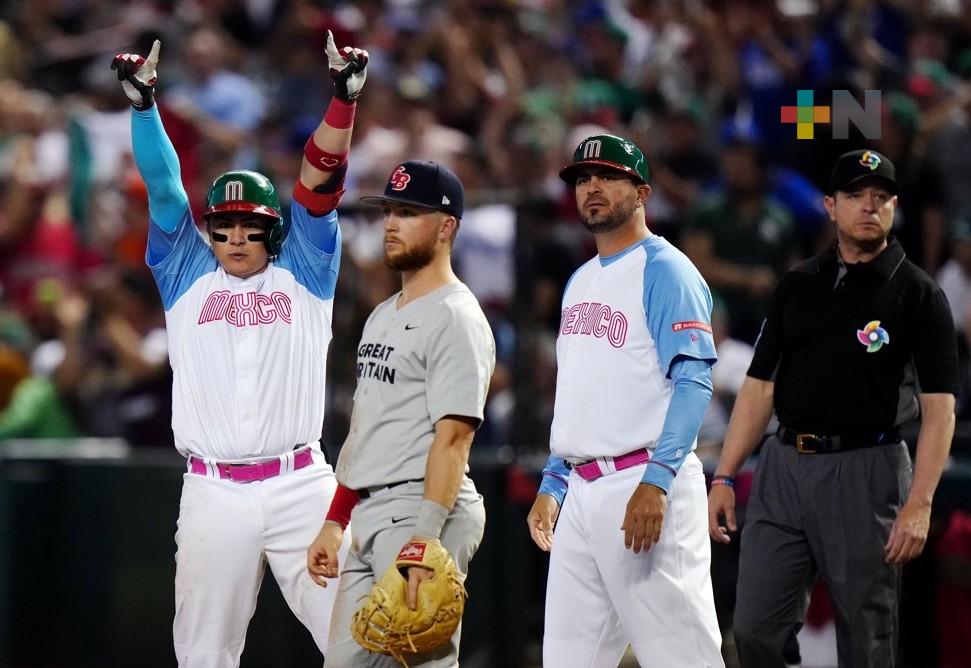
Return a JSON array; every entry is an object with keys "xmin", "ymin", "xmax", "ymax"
[
  {"xmin": 622, "ymin": 483, "xmax": 667, "ymax": 554},
  {"xmin": 325, "ymin": 30, "xmax": 368, "ymax": 102},
  {"xmin": 405, "ymin": 563, "xmax": 435, "ymax": 611},
  {"xmin": 884, "ymin": 498, "xmax": 931, "ymax": 565}
]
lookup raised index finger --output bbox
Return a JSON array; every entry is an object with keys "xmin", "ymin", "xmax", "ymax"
[{"xmin": 146, "ymin": 39, "xmax": 161, "ymax": 66}]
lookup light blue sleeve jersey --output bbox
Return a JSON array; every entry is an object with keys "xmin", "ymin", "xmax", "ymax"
[
  {"xmin": 544, "ymin": 236, "xmax": 717, "ymax": 497},
  {"xmin": 639, "ymin": 237, "xmax": 716, "ymax": 492},
  {"xmin": 132, "ymin": 106, "xmax": 341, "ymax": 310},
  {"xmin": 131, "ymin": 106, "xmax": 345, "ymax": 460}
]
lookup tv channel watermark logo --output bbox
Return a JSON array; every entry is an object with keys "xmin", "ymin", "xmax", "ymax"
[{"xmin": 781, "ymin": 90, "xmax": 881, "ymax": 140}]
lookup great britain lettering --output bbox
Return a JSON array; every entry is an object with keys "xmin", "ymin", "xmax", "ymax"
[{"xmin": 356, "ymin": 341, "xmax": 396, "ymax": 383}]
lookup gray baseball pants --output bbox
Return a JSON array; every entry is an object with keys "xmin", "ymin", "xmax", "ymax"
[
  {"xmin": 325, "ymin": 477, "xmax": 485, "ymax": 667},
  {"xmin": 733, "ymin": 437, "xmax": 912, "ymax": 668}
]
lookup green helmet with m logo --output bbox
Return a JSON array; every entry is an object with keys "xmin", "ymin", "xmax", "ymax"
[
  {"xmin": 559, "ymin": 134, "xmax": 650, "ymax": 185},
  {"xmin": 203, "ymin": 170, "xmax": 286, "ymax": 257}
]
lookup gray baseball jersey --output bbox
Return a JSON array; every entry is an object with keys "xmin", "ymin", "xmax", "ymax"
[{"xmin": 335, "ymin": 281, "xmax": 495, "ymax": 490}]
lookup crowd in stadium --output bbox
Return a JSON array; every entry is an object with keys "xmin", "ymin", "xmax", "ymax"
[{"xmin": 0, "ymin": 0, "xmax": 969, "ymax": 457}]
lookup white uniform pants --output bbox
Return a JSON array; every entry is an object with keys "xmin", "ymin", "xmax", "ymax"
[
  {"xmin": 543, "ymin": 453, "xmax": 723, "ymax": 668},
  {"xmin": 173, "ymin": 449, "xmax": 349, "ymax": 667}
]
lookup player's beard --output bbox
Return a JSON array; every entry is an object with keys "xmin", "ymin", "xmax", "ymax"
[
  {"xmin": 384, "ymin": 235, "xmax": 436, "ymax": 272},
  {"xmin": 581, "ymin": 197, "xmax": 638, "ymax": 234}
]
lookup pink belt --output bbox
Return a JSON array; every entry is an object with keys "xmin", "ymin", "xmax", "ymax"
[
  {"xmin": 188, "ymin": 448, "xmax": 314, "ymax": 483},
  {"xmin": 572, "ymin": 448, "xmax": 650, "ymax": 481}
]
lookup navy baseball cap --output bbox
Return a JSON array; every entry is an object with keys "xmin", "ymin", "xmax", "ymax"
[
  {"xmin": 360, "ymin": 160, "xmax": 464, "ymax": 219},
  {"xmin": 828, "ymin": 150, "xmax": 899, "ymax": 195}
]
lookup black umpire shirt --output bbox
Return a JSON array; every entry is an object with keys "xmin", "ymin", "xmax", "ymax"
[{"xmin": 748, "ymin": 238, "xmax": 959, "ymax": 437}]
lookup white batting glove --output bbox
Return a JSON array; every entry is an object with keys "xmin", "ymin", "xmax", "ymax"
[
  {"xmin": 326, "ymin": 30, "xmax": 368, "ymax": 102},
  {"xmin": 111, "ymin": 39, "xmax": 160, "ymax": 109}
]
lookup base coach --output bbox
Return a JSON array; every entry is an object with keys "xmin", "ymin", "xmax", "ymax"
[{"xmin": 707, "ymin": 149, "xmax": 959, "ymax": 667}]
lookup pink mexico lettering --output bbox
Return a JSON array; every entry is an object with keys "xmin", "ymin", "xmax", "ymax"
[
  {"xmin": 560, "ymin": 302, "xmax": 628, "ymax": 348},
  {"xmin": 198, "ymin": 291, "xmax": 293, "ymax": 326}
]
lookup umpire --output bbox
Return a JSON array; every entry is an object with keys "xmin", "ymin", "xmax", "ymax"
[{"xmin": 707, "ymin": 149, "xmax": 959, "ymax": 667}]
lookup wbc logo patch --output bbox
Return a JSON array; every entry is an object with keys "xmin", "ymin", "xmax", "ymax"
[
  {"xmin": 390, "ymin": 165, "xmax": 411, "ymax": 191},
  {"xmin": 859, "ymin": 151, "xmax": 881, "ymax": 171},
  {"xmin": 857, "ymin": 320, "xmax": 889, "ymax": 352}
]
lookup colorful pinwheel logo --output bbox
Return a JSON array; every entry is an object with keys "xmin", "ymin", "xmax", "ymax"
[
  {"xmin": 857, "ymin": 320, "xmax": 889, "ymax": 352},
  {"xmin": 859, "ymin": 150, "xmax": 881, "ymax": 171}
]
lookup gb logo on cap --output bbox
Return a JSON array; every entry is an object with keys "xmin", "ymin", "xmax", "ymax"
[{"xmin": 390, "ymin": 165, "xmax": 411, "ymax": 191}]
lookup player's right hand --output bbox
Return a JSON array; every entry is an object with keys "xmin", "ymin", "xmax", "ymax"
[
  {"xmin": 707, "ymin": 484, "xmax": 737, "ymax": 544},
  {"xmin": 307, "ymin": 520, "xmax": 344, "ymax": 587},
  {"xmin": 526, "ymin": 494, "xmax": 560, "ymax": 552},
  {"xmin": 111, "ymin": 39, "xmax": 160, "ymax": 110}
]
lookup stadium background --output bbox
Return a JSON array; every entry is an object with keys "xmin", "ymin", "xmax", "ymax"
[{"xmin": 1, "ymin": 0, "xmax": 970, "ymax": 666}]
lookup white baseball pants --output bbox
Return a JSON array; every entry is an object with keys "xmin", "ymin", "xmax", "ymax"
[
  {"xmin": 543, "ymin": 453, "xmax": 724, "ymax": 667},
  {"xmin": 173, "ymin": 449, "xmax": 349, "ymax": 667}
]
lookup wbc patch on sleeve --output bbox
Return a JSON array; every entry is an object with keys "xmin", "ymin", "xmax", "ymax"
[{"xmin": 672, "ymin": 320, "xmax": 712, "ymax": 333}]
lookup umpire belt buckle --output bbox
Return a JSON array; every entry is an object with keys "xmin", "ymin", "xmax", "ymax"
[{"xmin": 796, "ymin": 433, "xmax": 820, "ymax": 454}]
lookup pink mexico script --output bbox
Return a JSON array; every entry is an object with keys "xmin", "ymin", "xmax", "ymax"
[
  {"xmin": 198, "ymin": 290, "xmax": 293, "ymax": 326},
  {"xmin": 560, "ymin": 302, "xmax": 628, "ymax": 348}
]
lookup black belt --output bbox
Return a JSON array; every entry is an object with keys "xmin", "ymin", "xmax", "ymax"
[
  {"xmin": 357, "ymin": 478, "xmax": 424, "ymax": 499},
  {"xmin": 776, "ymin": 426, "xmax": 900, "ymax": 454}
]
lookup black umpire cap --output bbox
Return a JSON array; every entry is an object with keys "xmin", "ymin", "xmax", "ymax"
[
  {"xmin": 360, "ymin": 160, "xmax": 464, "ymax": 219},
  {"xmin": 828, "ymin": 149, "xmax": 899, "ymax": 196}
]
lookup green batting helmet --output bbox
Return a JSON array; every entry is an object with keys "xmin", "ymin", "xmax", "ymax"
[
  {"xmin": 203, "ymin": 170, "xmax": 286, "ymax": 257},
  {"xmin": 559, "ymin": 134, "xmax": 650, "ymax": 185}
]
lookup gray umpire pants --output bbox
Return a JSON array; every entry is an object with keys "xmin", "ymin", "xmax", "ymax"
[
  {"xmin": 733, "ymin": 437, "xmax": 912, "ymax": 668},
  {"xmin": 325, "ymin": 477, "xmax": 486, "ymax": 667}
]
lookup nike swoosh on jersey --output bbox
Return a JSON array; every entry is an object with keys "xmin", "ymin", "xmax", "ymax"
[
  {"xmin": 391, "ymin": 516, "xmax": 412, "ymax": 524},
  {"xmin": 404, "ymin": 324, "xmax": 418, "ymax": 330}
]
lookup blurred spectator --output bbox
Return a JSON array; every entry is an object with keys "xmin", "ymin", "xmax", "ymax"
[
  {"xmin": 0, "ymin": 341, "xmax": 78, "ymax": 439},
  {"xmin": 47, "ymin": 269, "xmax": 171, "ymax": 447},
  {"xmin": 698, "ymin": 300, "xmax": 756, "ymax": 464},
  {"xmin": 0, "ymin": 18, "xmax": 25, "ymax": 81},
  {"xmin": 647, "ymin": 100, "xmax": 719, "ymax": 244},
  {"xmin": 452, "ymin": 151, "xmax": 518, "ymax": 446},
  {"xmin": 0, "ymin": 0, "xmax": 965, "ymax": 463},
  {"xmin": 875, "ymin": 90, "xmax": 948, "ymax": 274},
  {"xmin": 164, "ymin": 26, "xmax": 267, "ymax": 170},
  {"xmin": 937, "ymin": 214, "xmax": 971, "ymax": 417},
  {"xmin": 0, "ymin": 87, "xmax": 87, "ymax": 317},
  {"xmin": 681, "ymin": 132, "xmax": 799, "ymax": 343},
  {"xmin": 452, "ymin": 152, "xmax": 517, "ymax": 312}
]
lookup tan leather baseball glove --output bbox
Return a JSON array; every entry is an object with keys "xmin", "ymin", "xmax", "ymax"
[{"xmin": 351, "ymin": 539, "xmax": 466, "ymax": 666}]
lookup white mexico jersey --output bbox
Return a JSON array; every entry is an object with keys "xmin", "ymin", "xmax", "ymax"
[
  {"xmin": 148, "ymin": 203, "xmax": 341, "ymax": 461},
  {"xmin": 550, "ymin": 236, "xmax": 716, "ymax": 461}
]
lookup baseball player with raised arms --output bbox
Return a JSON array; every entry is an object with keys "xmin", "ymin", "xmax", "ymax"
[
  {"xmin": 111, "ymin": 32, "xmax": 367, "ymax": 666},
  {"xmin": 526, "ymin": 135, "xmax": 725, "ymax": 667},
  {"xmin": 306, "ymin": 160, "xmax": 496, "ymax": 666}
]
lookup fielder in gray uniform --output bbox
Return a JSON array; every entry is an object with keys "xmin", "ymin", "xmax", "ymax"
[{"xmin": 307, "ymin": 160, "xmax": 496, "ymax": 667}]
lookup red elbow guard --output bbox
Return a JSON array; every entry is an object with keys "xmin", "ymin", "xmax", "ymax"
[
  {"xmin": 293, "ymin": 179, "xmax": 344, "ymax": 215},
  {"xmin": 325, "ymin": 484, "xmax": 360, "ymax": 528},
  {"xmin": 304, "ymin": 137, "xmax": 348, "ymax": 172}
]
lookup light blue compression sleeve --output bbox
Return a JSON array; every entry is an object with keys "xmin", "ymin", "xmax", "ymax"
[
  {"xmin": 538, "ymin": 455, "xmax": 570, "ymax": 506},
  {"xmin": 131, "ymin": 106, "xmax": 189, "ymax": 233},
  {"xmin": 641, "ymin": 356, "xmax": 713, "ymax": 493}
]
